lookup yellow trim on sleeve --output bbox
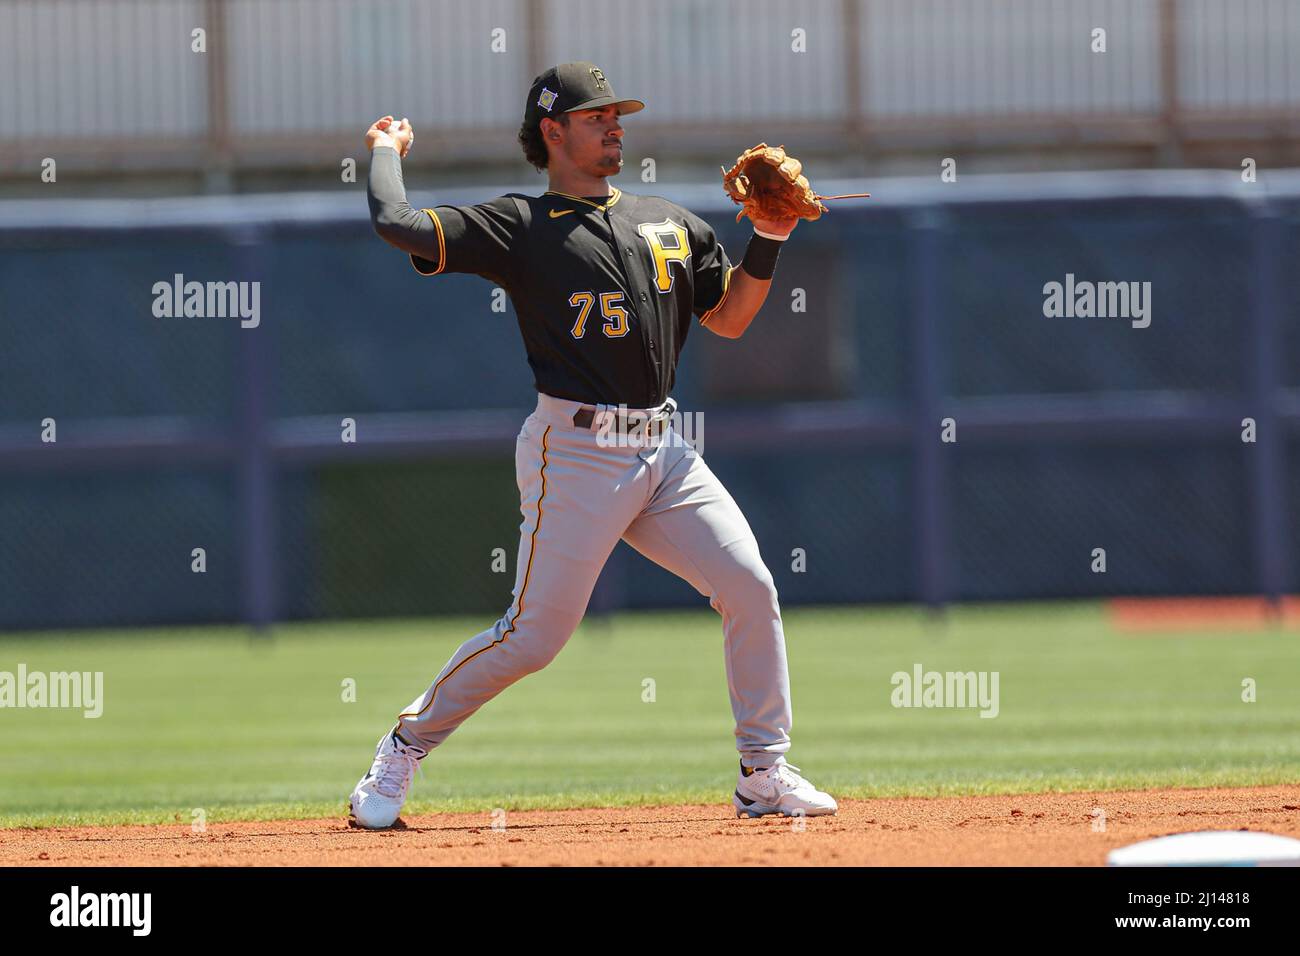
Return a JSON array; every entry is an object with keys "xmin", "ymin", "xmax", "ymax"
[
  {"xmin": 699, "ymin": 264, "xmax": 735, "ymax": 326},
  {"xmin": 409, "ymin": 207, "xmax": 447, "ymax": 276}
]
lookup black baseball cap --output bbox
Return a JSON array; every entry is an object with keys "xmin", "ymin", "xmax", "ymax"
[{"xmin": 523, "ymin": 62, "xmax": 645, "ymax": 129}]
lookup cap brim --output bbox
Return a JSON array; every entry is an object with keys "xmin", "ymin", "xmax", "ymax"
[{"xmin": 565, "ymin": 95, "xmax": 645, "ymax": 116}]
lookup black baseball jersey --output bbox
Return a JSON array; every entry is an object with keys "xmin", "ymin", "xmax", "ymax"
[{"xmin": 409, "ymin": 186, "xmax": 733, "ymax": 408}]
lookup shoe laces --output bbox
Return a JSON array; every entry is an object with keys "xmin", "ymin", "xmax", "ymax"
[
  {"xmin": 767, "ymin": 763, "xmax": 808, "ymax": 791},
  {"xmin": 374, "ymin": 746, "xmax": 423, "ymax": 799}
]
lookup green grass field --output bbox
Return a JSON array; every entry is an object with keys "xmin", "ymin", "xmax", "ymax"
[{"xmin": 1, "ymin": 602, "xmax": 1297, "ymax": 828}]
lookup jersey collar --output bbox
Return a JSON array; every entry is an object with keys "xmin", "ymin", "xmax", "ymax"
[{"xmin": 544, "ymin": 186, "xmax": 623, "ymax": 212}]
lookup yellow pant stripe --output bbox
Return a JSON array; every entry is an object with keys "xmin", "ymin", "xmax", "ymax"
[{"xmin": 396, "ymin": 424, "xmax": 551, "ymax": 726}]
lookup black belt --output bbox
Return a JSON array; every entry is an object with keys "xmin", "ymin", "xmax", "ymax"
[{"xmin": 573, "ymin": 400, "xmax": 675, "ymax": 431}]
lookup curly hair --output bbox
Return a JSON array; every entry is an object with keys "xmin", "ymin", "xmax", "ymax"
[{"xmin": 518, "ymin": 114, "xmax": 568, "ymax": 171}]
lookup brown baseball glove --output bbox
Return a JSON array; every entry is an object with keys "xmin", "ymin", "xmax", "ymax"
[{"xmin": 720, "ymin": 143, "xmax": 869, "ymax": 224}]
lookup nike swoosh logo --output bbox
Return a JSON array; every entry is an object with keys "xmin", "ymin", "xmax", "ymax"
[{"xmin": 549, "ymin": 209, "xmax": 575, "ymax": 218}]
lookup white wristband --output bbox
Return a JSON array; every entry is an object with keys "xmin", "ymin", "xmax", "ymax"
[{"xmin": 753, "ymin": 227, "xmax": 790, "ymax": 242}]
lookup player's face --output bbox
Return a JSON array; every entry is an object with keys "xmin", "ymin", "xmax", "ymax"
[{"xmin": 558, "ymin": 105, "xmax": 625, "ymax": 177}]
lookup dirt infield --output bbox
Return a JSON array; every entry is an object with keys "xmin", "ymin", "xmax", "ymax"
[
  {"xmin": 4, "ymin": 786, "xmax": 1297, "ymax": 866},
  {"xmin": 1109, "ymin": 596, "xmax": 1300, "ymax": 631}
]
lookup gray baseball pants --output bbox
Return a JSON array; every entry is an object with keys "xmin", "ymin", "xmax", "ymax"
[{"xmin": 394, "ymin": 391, "xmax": 792, "ymax": 768}]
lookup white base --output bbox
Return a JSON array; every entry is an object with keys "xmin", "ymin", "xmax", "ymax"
[{"xmin": 1108, "ymin": 830, "xmax": 1300, "ymax": 867}]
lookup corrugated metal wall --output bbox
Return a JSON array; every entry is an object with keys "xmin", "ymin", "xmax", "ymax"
[{"xmin": 0, "ymin": 0, "xmax": 1295, "ymax": 152}]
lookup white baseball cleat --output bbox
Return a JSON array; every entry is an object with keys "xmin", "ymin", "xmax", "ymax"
[
  {"xmin": 733, "ymin": 760, "xmax": 838, "ymax": 818},
  {"xmin": 348, "ymin": 730, "xmax": 427, "ymax": 829}
]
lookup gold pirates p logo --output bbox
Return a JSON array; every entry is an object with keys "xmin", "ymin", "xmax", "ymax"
[
  {"xmin": 589, "ymin": 67, "xmax": 607, "ymax": 91},
  {"xmin": 637, "ymin": 218, "xmax": 691, "ymax": 293}
]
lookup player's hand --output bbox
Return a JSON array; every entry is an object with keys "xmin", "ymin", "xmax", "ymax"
[
  {"xmin": 749, "ymin": 216, "xmax": 798, "ymax": 238},
  {"xmin": 366, "ymin": 115, "xmax": 414, "ymax": 158}
]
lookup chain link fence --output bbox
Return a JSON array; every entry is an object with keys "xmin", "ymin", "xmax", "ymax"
[{"xmin": 2, "ymin": 174, "xmax": 1298, "ymax": 628}]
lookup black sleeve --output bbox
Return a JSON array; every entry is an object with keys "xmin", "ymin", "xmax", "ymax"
[
  {"xmin": 410, "ymin": 197, "xmax": 522, "ymax": 285},
  {"xmin": 689, "ymin": 214, "xmax": 734, "ymax": 324},
  {"xmin": 367, "ymin": 146, "xmax": 522, "ymax": 285},
  {"xmin": 367, "ymin": 146, "xmax": 441, "ymax": 262}
]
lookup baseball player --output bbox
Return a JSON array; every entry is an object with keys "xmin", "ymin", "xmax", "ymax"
[{"xmin": 350, "ymin": 62, "xmax": 837, "ymax": 828}]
